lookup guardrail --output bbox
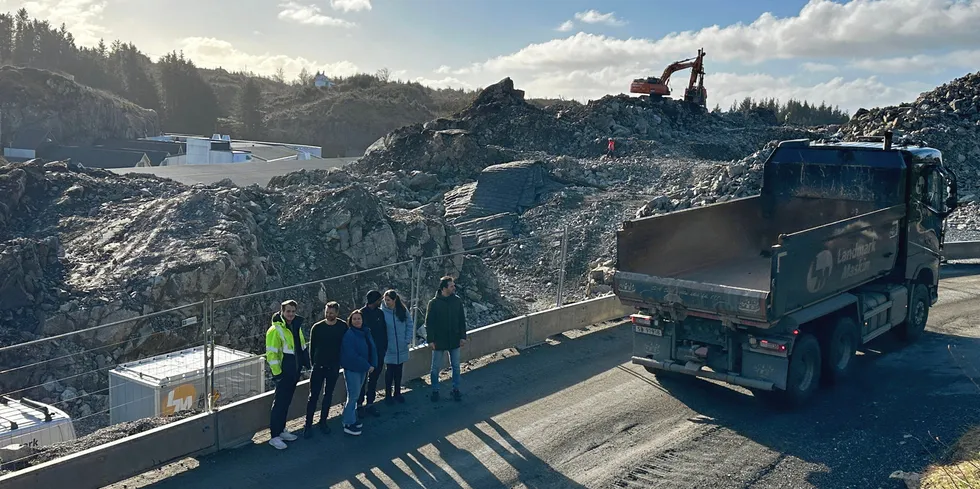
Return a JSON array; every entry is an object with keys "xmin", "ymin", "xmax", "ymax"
[
  {"xmin": 0, "ymin": 294, "xmax": 633, "ymax": 489},
  {"xmin": 943, "ymin": 241, "xmax": 980, "ymax": 261}
]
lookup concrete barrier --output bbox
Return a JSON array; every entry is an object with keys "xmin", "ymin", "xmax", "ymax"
[
  {"xmin": 0, "ymin": 412, "xmax": 216, "ymax": 489},
  {"xmin": 0, "ymin": 294, "xmax": 633, "ymax": 489},
  {"xmin": 943, "ymin": 241, "xmax": 980, "ymax": 261}
]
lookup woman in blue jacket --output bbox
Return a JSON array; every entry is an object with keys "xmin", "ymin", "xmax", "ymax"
[
  {"xmin": 340, "ymin": 309, "xmax": 376, "ymax": 436},
  {"xmin": 381, "ymin": 289, "xmax": 414, "ymax": 404}
]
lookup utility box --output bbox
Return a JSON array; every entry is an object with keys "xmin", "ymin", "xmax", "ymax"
[{"xmin": 109, "ymin": 345, "xmax": 265, "ymax": 424}]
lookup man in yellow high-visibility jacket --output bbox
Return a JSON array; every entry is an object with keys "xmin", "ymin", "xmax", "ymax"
[{"xmin": 266, "ymin": 299, "xmax": 310, "ymax": 450}]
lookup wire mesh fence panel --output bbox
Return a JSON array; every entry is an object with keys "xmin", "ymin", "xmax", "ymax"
[
  {"xmin": 209, "ymin": 261, "xmax": 415, "ymax": 406},
  {"xmin": 411, "ymin": 230, "xmax": 568, "ymax": 344},
  {"xmin": 0, "ymin": 302, "xmax": 204, "ymax": 471}
]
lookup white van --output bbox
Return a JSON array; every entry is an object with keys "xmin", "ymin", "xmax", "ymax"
[{"xmin": 0, "ymin": 396, "xmax": 76, "ymax": 451}]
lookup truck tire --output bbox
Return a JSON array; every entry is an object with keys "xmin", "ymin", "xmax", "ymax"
[
  {"xmin": 821, "ymin": 317, "xmax": 859, "ymax": 385},
  {"xmin": 765, "ymin": 333, "xmax": 821, "ymax": 409},
  {"xmin": 895, "ymin": 284, "xmax": 930, "ymax": 342}
]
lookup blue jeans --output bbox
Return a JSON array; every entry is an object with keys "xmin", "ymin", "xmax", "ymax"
[
  {"xmin": 343, "ymin": 370, "xmax": 366, "ymax": 426},
  {"xmin": 430, "ymin": 348, "xmax": 461, "ymax": 392}
]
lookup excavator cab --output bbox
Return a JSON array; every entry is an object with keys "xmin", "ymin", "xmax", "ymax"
[{"xmin": 630, "ymin": 48, "xmax": 707, "ymax": 108}]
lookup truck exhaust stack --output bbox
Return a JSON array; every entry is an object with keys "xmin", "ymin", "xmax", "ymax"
[{"xmin": 884, "ymin": 130, "xmax": 893, "ymax": 150}]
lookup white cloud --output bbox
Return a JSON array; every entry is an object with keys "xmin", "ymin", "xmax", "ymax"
[
  {"xmin": 573, "ymin": 10, "xmax": 626, "ymax": 26},
  {"xmin": 277, "ymin": 1, "xmax": 356, "ymax": 27},
  {"xmin": 556, "ymin": 20, "xmax": 575, "ymax": 32},
  {"xmin": 848, "ymin": 49, "xmax": 980, "ymax": 74},
  {"xmin": 801, "ymin": 62, "xmax": 838, "ymax": 73},
  {"xmin": 461, "ymin": 0, "xmax": 980, "ymax": 76},
  {"xmin": 434, "ymin": 65, "xmax": 452, "ymax": 74},
  {"xmin": 413, "ymin": 76, "xmax": 475, "ymax": 90},
  {"xmin": 330, "ymin": 0, "xmax": 372, "ymax": 12},
  {"xmin": 14, "ymin": 0, "xmax": 109, "ymax": 47},
  {"xmin": 173, "ymin": 37, "xmax": 359, "ymax": 80}
]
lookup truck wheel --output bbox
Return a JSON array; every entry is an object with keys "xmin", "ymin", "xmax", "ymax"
[
  {"xmin": 896, "ymin": 284, "xmax": 930, "ymax": 342},
  {"xmin": 767, "ymin": 334, "xmax": 821, "ymax": 409},
  {"xmin": 821, "ymin": 317, "xmax": 859, "ymax": 385}
]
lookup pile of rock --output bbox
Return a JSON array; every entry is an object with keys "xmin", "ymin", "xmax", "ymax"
[
  {"xmin": 840, "ymin": 71, "xmax": 980, "ymax": 191},
  {"xmin": 355, "ymin": 77, "xmax": 821, "ymax": 181},
  {"xmin": 635, "ymin": 141, "xmax": 776, "ymax": 218},
  {"xmin": 0, "ymin": 158, "xmax": 506, "ymax": 426}
]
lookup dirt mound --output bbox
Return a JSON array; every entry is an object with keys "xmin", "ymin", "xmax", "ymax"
[
  {"xmin": 841, "ymin": 71, "xmax": 980, "ymax": 191},
  {"xmin": 0, "ymin": 158, "xmax": 508, "ymax": 428},
  {"xmin": 355, "ymin": 77, "xmax": 821, "ymax": 180},
  {"xmin": 0, "ymin": 66, "xmax": 160, "ymax": 146}
]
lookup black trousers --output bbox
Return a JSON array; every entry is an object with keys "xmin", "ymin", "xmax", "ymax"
[
  {"xmin": 306, "ymin": 365, "xmax": 340, "ymax": 426},
  {"xmin": 269, "ymin": 373, "xmax": 299, "ymax": 438},
  {"xmin": 384, "ymin": 363, "xmax": 405, "ymax": 398},
  {"xmin": 358, "ymin": 352, "xmax": 385, "ymax": 406}
]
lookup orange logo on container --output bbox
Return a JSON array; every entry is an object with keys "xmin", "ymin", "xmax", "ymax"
[{"xmin": 162, "ymin": 384, "xmax": 197, "ymax": 414}]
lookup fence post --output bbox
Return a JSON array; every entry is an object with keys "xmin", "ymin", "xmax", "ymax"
[
  {"xmin": 557, "ymin": 226, "xmax": 569, "ymax": 307},
  {"xmin": 410, "ymin": 257, "xmax": 425, "ymax": 348},
  {"xmin": 203, "ymin": 295, "xmax": 215, "ymax": 412}
]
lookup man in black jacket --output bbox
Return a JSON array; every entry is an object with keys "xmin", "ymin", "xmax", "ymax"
[
  {"xmin": 357, "ymin": 290, "xmax": 387, "ymax": 417},
  {"xmin": 304, "ymin": 301, "xmax": 347, "ymax": 437},
  {"xmin": 426, "ymin": 276, "xmax": 468, "ymax": 402}
]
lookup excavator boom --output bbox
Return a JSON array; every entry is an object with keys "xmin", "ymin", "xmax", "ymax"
[{"xmin": 629, "ymin": 48, "xmax": 707, "ymax": 107}]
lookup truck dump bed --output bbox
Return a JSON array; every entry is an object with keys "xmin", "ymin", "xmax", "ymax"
[{"xmin": 614, "ymin": 143, "xmax": 909, "ymax": 325}]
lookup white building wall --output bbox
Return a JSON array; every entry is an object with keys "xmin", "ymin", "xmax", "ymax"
[
  {"xmin": 3, "ymin": 148, "xmax": 35, "ymax": 159},
  {"xmin": 209, "ymin": 151, "xmax": 234, "ymax": 164},
  {"xmin": 185, "ymin": 138, "xmax": 210, "ymax": 164}
]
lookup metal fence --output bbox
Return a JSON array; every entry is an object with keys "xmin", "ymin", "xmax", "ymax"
[{"xmin": 0, "ymin": 227, "xmax": 576, "ymax": 471}]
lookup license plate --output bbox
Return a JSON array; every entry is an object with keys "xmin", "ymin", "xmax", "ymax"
[{"xmin": 635, "ymin": 325, "xmax": 663, "ymax": 336}]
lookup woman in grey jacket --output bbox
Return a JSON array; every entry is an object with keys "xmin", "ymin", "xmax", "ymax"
[{"xmin": 381, "ymin": 289, "xmax": 414, "ymax": 404}]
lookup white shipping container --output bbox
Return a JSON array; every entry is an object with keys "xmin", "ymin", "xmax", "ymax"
[
  {"xmin": 0, "ymin": 397, "xmax": 76, "ymax": 450},
  {"xmin": 109, "ymin": 345, "xmax": 265, "ymax": 424}
]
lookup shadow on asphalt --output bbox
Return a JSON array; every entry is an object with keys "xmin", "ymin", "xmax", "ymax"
[
  {"xmin": 133, "ymin": 325, "xmax": 627, "ymax": 489},
  {"xmin": 652, "ymin": 328, "xmax": 980, "ymax": 488}
]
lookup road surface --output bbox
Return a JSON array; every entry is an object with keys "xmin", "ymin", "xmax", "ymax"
[
  {"xmin": 112, "ymin": 265, "xmax": 980, "ymax": 489},
  {"xmin": 109, "ymin": 158, "xmax": 358, "ymax": 187}
]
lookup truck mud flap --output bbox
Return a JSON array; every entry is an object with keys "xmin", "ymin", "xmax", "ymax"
[{"xmin": 632, "ymin": 356, "xmax": 776, "ymax": 391}]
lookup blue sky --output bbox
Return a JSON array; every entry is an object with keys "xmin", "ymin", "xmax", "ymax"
[{"xmin": 7, "ymin": 0, "xmax": 980, "ymax": 114}]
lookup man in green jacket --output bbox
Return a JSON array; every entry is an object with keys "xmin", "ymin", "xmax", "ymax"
[{"xmin": 425, "ymin": 276, "xmax": 468, "ymax": 402}]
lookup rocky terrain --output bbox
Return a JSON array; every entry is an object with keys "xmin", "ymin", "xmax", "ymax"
[
  {"xmin": 4, "ymin": 69, "xmax": 980, "ymax": 453},
  {"xmin": 0, "ymin": 66, "xmax": 161, "ymax": 146},
  {"xmin": 840, "ymin": 71, "xmax": 980, "ymax": 193}
]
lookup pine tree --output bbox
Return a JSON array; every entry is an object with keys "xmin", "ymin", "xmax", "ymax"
[{"xmin": 239, "ymin": 77, "xmax": 264, "ymax": 138}]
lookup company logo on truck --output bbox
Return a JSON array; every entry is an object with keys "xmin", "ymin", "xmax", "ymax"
[
  {"xmin": 838, "ymin": 240, "xmax": 875, "ymax": 279},
  {"xmin": 806, "ymin": 238, "xmax": 878, "ymax": 293},
  {"xmin": 806, "ymin": 250, "xmax": 834, "ymax": 293}
]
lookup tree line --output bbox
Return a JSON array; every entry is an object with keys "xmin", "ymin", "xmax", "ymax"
[
  {"xmin": 0, "ymin": 8, "xmax": 239, "ymax": 137},
  {"xmin": 713, "ymin": 97, "xmax": 850, "ymax": 126}
]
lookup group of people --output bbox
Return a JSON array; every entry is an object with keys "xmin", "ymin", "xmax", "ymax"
[{"xmin": 263, "ymin": 276, "xmax": 470, "ymax": 449}]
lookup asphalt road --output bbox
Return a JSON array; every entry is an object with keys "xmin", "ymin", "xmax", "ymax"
[
  {"xmin": 111, "ymin": 265, "xmax": 980, "ymax": 489},
  {"xmin": 108, "ymin": 158, "xmax": 358, "ymax": 187}
]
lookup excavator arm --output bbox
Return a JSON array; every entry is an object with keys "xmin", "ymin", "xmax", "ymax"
[
  {"xmin": 629, "ymin": 48, "xmax": 707, "ymax": 108},
  {"xmin": 658, "ymin": 58, "xmax": 698, "ymax": 88}
]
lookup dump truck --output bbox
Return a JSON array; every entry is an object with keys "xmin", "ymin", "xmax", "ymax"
[{"xmin": 613, "ymin": 134, "xmax": 959, "ymax": 406}]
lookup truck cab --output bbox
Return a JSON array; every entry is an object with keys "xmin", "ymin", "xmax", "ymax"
[{"xmin": 613, "ymin": 134, "xmax": 958, "ymax": 407}]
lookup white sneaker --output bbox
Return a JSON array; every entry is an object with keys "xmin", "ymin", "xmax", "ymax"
[
  {"xmin": 279, "ymin": 430, "xmax": 298, "ymax": 441},
  {"xmin": 269, "ymin": 437, "xmax": 287, "ymax": 450}
]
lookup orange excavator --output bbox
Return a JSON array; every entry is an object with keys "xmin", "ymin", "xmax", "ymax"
[{"xmin": 629, "ymin": 48, "xmax": 707, "ymax": 108}]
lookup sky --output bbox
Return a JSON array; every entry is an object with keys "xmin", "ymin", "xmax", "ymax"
[{"xmin": 7, "ymin": 0, "xmax": 980, "ymax": 114}]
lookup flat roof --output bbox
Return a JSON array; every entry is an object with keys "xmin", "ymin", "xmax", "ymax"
[
  {"xmin": 0, "ymin": 397, "xmax": 71, "ymax": 433},
  {"xmin": 111, "ymin": 345, "xmax": 257, "ymax": 386},
  {"xmin": 109, "ymin": 157, "xmax": 358, "ymax": 186}
]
